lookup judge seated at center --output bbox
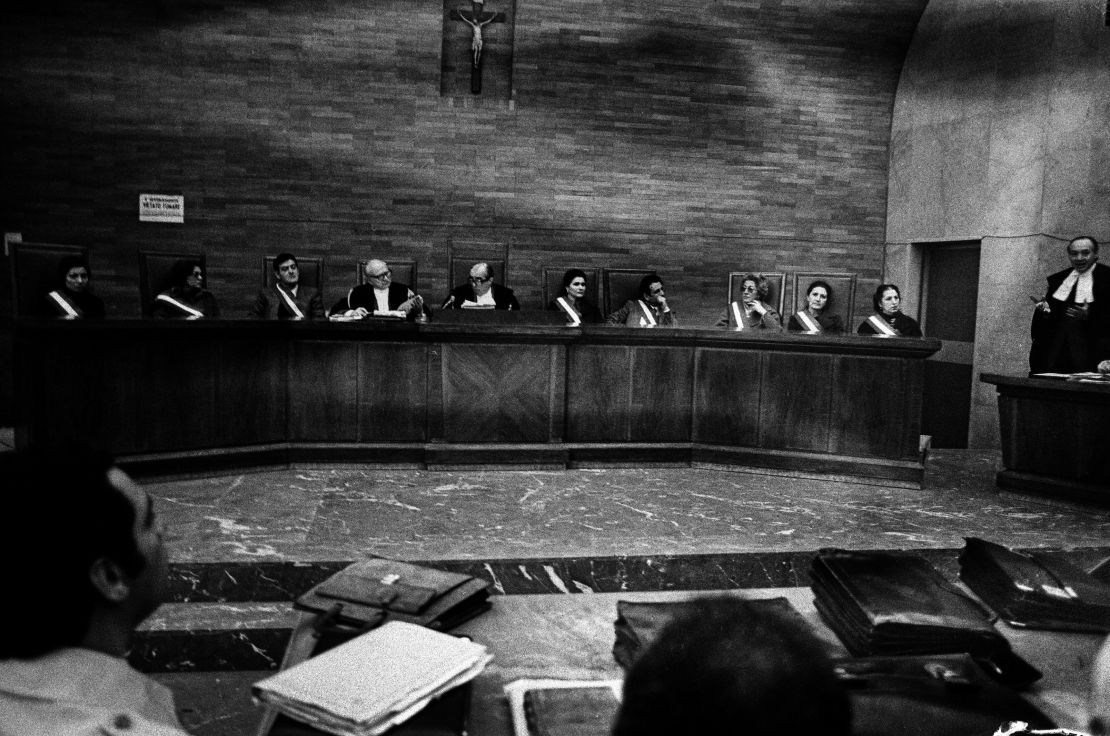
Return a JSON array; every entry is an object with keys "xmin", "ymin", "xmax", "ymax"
[
  {"xmin": 716, "ymin": 274, "xmax": 781, "ymax": 331},
  {"xmin": 441, "ymin": 262, "xmax": 520, "ymax": 310},
  {"xmin": 606, "ymin": 273, "xmax": 677, "ymax": 327},
  {"xmin": 329, "ymin": 258, "xmax": 425, "ymax": 320}
]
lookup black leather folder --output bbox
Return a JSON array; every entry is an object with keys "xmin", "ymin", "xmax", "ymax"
[
  {"xmin": 809, "ymin": 549, "xmax": 1040, "ymax": 687},
  {"xmin": 295, "ymin": 557, "xmax": 492, "ymax": 632},
  {"xmin": 958, "ymin": 537, "xmax": 1110, "ymax": 634}
]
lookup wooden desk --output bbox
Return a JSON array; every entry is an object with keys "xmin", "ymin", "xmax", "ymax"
[
  {"xmin": 261, "ymin": 588, "xmax": 1102, "ymax": 735},
  {"xmin": 981, "ymin": 373, "xmax": 1110, "ymax": 506},
  {"xmin": 13, "ymin": 321, "xmax": 938, "ymax": 482}
]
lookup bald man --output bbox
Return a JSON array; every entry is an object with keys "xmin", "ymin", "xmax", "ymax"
[
  {"xmin": 441, "ymin": 262, "xmax": 519, "ymax": 310},
  {"xmin": 1029, "ymin": 236, "xmax": 1110, "ymax": 374},
  {"xmin": 331, "ymin": 259, "xmax": 423, "ymax": 319}
]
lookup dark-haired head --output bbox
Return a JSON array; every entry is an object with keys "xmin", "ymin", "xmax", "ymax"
[
  {"xmin": 872, "ymin": 283, "xmax": 901, "ymax": 313},
  {"xmin": 639, "ymin": 273, "xmax": 663, "ymax": 299},
  {"xmin": 57, "ymin": 255, "xmax": 91, "ymax": 287},
  {"xmin": 0, "ymin": 444, "xmax": 146, "ymax": 659},
  {"xmin": 612, "ymin": 596, "xmax": 851, "ymax": 736},
  {"xmin": 742, "ymin": 274, "xmax": 770, "ymax": 301},
  {"xmin": 170, "ymin": 260, "xmax": 202, "ymax": 289},
  {"xmin": 273, "ymin": 253, "xmax": 298, "ymax": 272},
  {"xmin": 562, "ymin": 268, "xmax": 588, "ymax": 291}
]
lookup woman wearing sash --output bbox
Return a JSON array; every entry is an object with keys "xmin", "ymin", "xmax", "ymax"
[
  {"xmin": 715, "ymin": 274, "xmax": 781, "ymax": 331},
  {"xmin": 152, "ymin": 260, "xmax": 220, "ymax": 320},
  {"xmin": 548, "ymin": 269, "xmax": 602, "ymax": 325},
  {"xmin": 43, "ymin": 256, "xmax": 105, "ymax": 319},
  {"xmin": 787, "ymin": 280, "xmax": 843, "ymax": 334},
  {"xmin": 856, "ymin": 283, "xmax": 922, "ymax": 337}
]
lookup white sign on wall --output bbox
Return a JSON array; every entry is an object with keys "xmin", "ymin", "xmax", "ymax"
[{"xmin": 139, "ymin": 194, "xmax": 185, "ymax": 223}]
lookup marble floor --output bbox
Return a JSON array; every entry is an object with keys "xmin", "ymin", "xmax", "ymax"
[{"xmin": 130, "ymin": 451, "xmax": 1110, "ymax": 734}]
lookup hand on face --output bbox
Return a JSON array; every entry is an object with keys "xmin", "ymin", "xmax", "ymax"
[{"xmin": 646, "ymin": 282, "xmax": 666, "ymax": 306}]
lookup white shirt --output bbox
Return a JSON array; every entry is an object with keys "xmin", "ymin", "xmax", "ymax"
[
  {"xmin": 1052, "ymin": 268, "xmax": 1095, "ymax": 304},
  {"xmin": 475, "ymin": 289, "xmax": 497, "ymax": 307},
  {"xmin": 373, "ymin": 286, "xmax": 391, "ymax": 312},
  {"xmin": 0, "ymin": 648, "xmax": 188, "ymax": 736}
]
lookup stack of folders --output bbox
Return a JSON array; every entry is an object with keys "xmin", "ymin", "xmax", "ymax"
[
  {"xmin": 809, "ymin": 549, "xmax": 1040, "ymax": 687},
  {"xmin": 253, "ymin": 621, "xmax": 492, "ymax": 736},
  {"xmin": 958, "ymin": 537, "xmax": 1110, "ymax": 633}
]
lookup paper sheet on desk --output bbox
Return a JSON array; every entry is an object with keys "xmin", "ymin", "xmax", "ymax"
[
  {"xmin": 253, "ymin": 621, "xmax": 491, "ymax": 736},
  {"xmin": 460, "ymin": 301, "xmax": 495, "ymax": 309}
]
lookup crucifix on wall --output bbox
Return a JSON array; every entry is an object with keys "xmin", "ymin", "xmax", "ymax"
[{"xmin": 441, "ymin": 0, "xmax": 515, "ymax": 98}]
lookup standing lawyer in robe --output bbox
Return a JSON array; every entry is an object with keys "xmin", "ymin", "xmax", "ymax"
[
  {"xmin": 1029, "ymin": 236, "xmax": 1110, "ymax": 374},
  {"xmin": 249, "ymin": 252, "xmax": 324, "ymax": 320},
  {"xmin": 857, "ymin": 284, "xmax": 921, "ymax": 337},
  {"xmin": 606, "ymin": 273, "xmax": 677, "ymax": 327},
  {"xmin": 44, "ymin": 255, "xmax": 105, "ymax": 320},
  {"xmin": 716, "ymin": 274, "xmax": 781, "ymax": 331},
  {"xmin": 152, "ymin": 260, "xmax": 220, "ymax": 319},
  {"xmin": 441, "ymin": 262, "xmax": 519, "ymax": 310},
  {"xmin": 330, "ymin": 258, "xmax": 425, "ymax": 320}
]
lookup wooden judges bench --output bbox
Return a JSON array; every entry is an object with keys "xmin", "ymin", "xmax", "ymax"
[{"xmin": 12, "ymin": 320, "xmax": 940, "ymax": 481}]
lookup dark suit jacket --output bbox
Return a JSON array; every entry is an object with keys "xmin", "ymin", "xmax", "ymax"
[
  {"xmin": 249, "ymin": 285, "xmax": 324, "ymax": 320},
  {"xmin": 1029, "ymin": 262, "xmax": 1110, "ymax": 373},
  {"xmin": 334, "ymin": 281, "xmax": 413, "ymax": 315},
  {"xmin": 444, "ymin": 282, "xmax": 519, "ymax": 310}
]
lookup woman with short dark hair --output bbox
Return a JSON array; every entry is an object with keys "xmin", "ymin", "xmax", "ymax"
[
  {"xmin": 44, "ymin": 256, "xmax": 105, "ymax": 319},
  {"xmin": 152, "ymin": 260, "xmax": 220, "ymax": 319},
  {"xmin": 857, "ymin": 283, "xmax": 921, "ymax": 337},
  {"xmin": 787, "ymin": 280, "xmax": 843, "ymax": 334},
  {"xmin": 548, "ymin": 268, "xmax": 602, "ymax": 325}
]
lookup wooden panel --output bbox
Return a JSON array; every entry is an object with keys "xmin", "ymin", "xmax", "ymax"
[
  {"xmin": 288, "ymin": 342, "xmax": 359, "ymax": 441},
  {"xmin": 830, "ymin": 356, "xmax": 908, "ymax": 458},
  {"xmin": 128, "ymin": 337, "xmax": 218, "ymax": 451},
  {"xmin": 216, "ymin": 339, "xmax": 287, "ymax": 446},
  {"xmin": 760, "ymin": 353, "xmax": 833, "ymax": 452},
  {"xmin": 629, "ymin": 346, "xmax": 693, "ymax": 442},
  {"xmin": 692, "ymin": 348, "xmax": 762, "ymax": 445},
  {"xmin": 440, "ymin": 342, "xmax": 552, "ymax": 443},
  {"xmin": 566, "ymin": 345, "xmax": 631, "ymax": 441},
  {"xmin": 1000, "ymin": 395, "xmax": 1110, "ymax": 480},
  {"xmin": 358, "ymin": 342, "xmax": 428, "ymax": 442}
]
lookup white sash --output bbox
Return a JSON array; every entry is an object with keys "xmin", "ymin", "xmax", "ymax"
[
  {"xmin": 155, "ymin": 293, "xmax": 204, "ymax": 319},
  {"xmin": 276, "ymin": 286, "xmax": 305, "ymax": 319},
  {"xmin": 795, "ymin": 310, "xmax": 821, "ymax": 333},
  {"xmin": 47, "ymin": 290, "xmax": 82, "ymax": 319},
  {"xmin": 867, "ymin": 314, "xmax": 898, "ymax": 336},
  {"xmin": 556, "ymin": 297, "xmax": 581, "ymax": 326},
  {"xmin": 731, "ymin": 302, "xmax": 744, "ymax": 331},
  {"xmin": 637, "ymin": 300, "xmax": 657, "ymax": 327}
]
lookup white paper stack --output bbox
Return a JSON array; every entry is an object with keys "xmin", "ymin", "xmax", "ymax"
[{"xmin": 252, "ymin": 621, "xmax": 492, "ymax": 736}]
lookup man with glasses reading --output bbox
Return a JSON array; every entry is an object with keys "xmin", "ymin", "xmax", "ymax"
[
  {"xmin": 331, "ymin": 258, "xmax": 424, "ymax": 320},
  {"xmin": 606, "ymin": 272, "xmax": 677, "ymax": 327},
  {"xmin": 441, "ymin": 262, "xmax": 520, "ymax": 310}
]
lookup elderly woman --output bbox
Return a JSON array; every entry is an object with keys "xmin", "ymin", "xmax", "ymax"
[
  {"xmin": 152, "ymin": 260, "xmax": 220, "ymax": 319},
  {"xmin": 548, "ymin": 268, "xmax": 602, "ymax": 325},
  {"xmin": 44, "ymin": 255, "xmax": 105, "ymax": 319},
  {"xmin": 716, "ymin": 274, "xmax": 782, "ymax": 331},
  {"xmin": 857, "ymin": 283, "xmax": 921, "ymax": 337},
  {"xmin": 787, "ymin": 280, "xmax": 844, "ymax": 334}
]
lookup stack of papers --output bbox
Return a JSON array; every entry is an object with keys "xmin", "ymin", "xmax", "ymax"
[{"xmin": 253, "ymin": 621, "xmax": 492, "ymax": 736}]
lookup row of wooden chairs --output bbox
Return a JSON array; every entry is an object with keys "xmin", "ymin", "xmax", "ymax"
[{"xmin": 8, "ymin": 242, "xmax": 857, "ymax": 322}]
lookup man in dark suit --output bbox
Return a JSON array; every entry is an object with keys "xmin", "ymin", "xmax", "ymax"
[
  {"xmin": 1029, "ymin": 235, "xmax": 1110, "ymax": 374},
  {"xmin": 441, "ymin": 262, "xmax": 519, "ymax": 310},
  {"xmin": 249, "ymin": 252, "xmax": 324, "ymax": 320}
]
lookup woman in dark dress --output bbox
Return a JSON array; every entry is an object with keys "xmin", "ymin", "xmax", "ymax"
[
  {"xmin": 548, "ymin": 268, "xmax": 602, "ymax": 325},
  {"xmin": 44, "ymin": 255, "xmax": 105, "ymax": 319},
  {"xmin": 152, "ymin": 260, "xmax": 220, "ymax": 319},
  {"xmin": 857, "ymin": 283, "xmax": 921, "ymax": 337},
  {"xmin": 787, "ymin": 280, "xmax": 844, "ymax": 334}
]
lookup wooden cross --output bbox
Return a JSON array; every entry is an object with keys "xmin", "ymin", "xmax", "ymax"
[{"xmin": 452, "ymin": 0, "xmax": 506, "ymax": 94}]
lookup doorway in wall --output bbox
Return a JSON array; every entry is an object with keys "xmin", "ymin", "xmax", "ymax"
[{"xmin": 920, "ymin": 240, "xmax": 980, "ymax": 449}]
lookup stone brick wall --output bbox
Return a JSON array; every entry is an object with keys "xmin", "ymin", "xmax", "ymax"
[{"xmin": 1, "ymin": 0, "xmax": 925, "ymax": 325}]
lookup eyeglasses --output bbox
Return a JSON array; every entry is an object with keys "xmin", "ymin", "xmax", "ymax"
[
  {"xmin": 190, "ymin": 270, "xmax": 203, "ymax": 278},
  {"xmin": 368, "ymin": 269, "xmax": 391, "ymax": 279},
  {"xmin": 469, "ymin": 276, "xmax": 491, "ymax": 284},
  {"xmin": 741, "ymin": 285, "xmax": 758, "ymax": 292}
]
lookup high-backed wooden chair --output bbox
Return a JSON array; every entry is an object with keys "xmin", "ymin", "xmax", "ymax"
[
  {"xmin": 602, "ymin": 268, "xmax": 658, "ymax": 316},
  {"xmin": 138, "ymin": 251, "xmax": 207, "ymax": 317},
  {"xmin": 261, "ymin": 255, "xmax": 323, "ymax": 292},
  {"xmin": 9, "ymin": 242, "xmax": 90, "ymax": 318},
  {"xmin": 727, "ymin": 271, "xmax": 787, "ymax": 316},
  {"xmin": 790, "ymin": 271, "xmax": 858, "ymax": 329},
  {"xmin": 356, "ymin": 259, "xmax": 418, "ymax": 293},
  {"xmin": 541, "ymin": 267, "xmax": 600, "ymax": 309}
]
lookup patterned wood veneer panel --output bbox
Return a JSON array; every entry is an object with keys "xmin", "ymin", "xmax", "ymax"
[
  {"xmin": 287, "ymin": 342, "xmax": 359, "ymax": 442},
  {"xmin": 440, "ymin": 342, "xmax": 555, "ymax": 443},
  {"xmin": 760, "ymin": 352, "xmax": 834, "ymax": 452},
  {"xmin": 693, "ymin": 348, "xmax": 762, "ymax": 446},
  {"xmin": 358, "ymin": 343, "xmax": 428, "ymax": 442}
]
